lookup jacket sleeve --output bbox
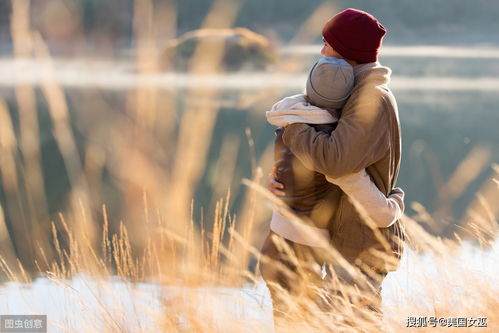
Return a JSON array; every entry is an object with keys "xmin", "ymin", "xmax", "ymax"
[
  {"xmin": 281, "ymin": 95, "xmax": 390, "ymax": 179},
  {"xmin": 326, "ymin": 171, "xmax": 404, "ymax": 228}
]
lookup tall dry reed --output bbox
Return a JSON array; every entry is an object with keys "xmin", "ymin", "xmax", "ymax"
[{"xmin": 0, "ymin": 0, "xmax": 497, "ymax": 332}]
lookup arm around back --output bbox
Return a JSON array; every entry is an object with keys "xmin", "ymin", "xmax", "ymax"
[
  {"xmin": 327, "ymin": 170, "xmax": 404, "ymax": 228},
  {"xmin": 282, "ymin": 93, "xmax": 391, "ymax": 179}
]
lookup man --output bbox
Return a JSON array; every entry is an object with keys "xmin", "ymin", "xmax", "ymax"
[{"xmin": 260, "ymin": 8, "xmax": 406, "ymax": 320}]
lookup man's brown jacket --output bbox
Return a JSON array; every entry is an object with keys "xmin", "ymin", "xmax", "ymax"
[{"xmin": 282, "ymin": 63, "xmax": 406, "ymax": 272}]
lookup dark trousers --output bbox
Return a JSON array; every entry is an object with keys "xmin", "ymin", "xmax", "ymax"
[{"xmin": 259, "ymin": 231, "xmax": 387, "ymax": 326}]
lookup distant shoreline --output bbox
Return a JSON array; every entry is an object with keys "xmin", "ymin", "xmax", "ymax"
[
  {"xmin": 281, "ymin": 45, "xmax": 499, "ymax": 59},
  {"xmin": 1, "ymin": 44, "xmax": 499, "ymax": 90}
]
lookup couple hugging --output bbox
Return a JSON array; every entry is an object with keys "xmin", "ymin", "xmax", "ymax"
[{"xmin": 259, "ymin": 8, "xmax": 406, "ymax": 319}]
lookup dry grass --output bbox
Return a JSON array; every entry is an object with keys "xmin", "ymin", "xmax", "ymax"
[{"xmin": 0, "ymin": 0, "xmax": 498, "ymax": 332}]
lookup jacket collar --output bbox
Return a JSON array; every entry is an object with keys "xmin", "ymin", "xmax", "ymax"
[{"xmin": 353, "ymin": 61, "xmax": 391, "ymax": 86}]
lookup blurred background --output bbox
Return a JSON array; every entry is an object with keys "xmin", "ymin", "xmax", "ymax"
[{"xmin": 0, "ymin": 0, "xmax": 498, "ymax": 281}]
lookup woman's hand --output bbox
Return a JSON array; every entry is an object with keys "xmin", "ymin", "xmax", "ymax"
[{"xmin": 268, "ymin": 166, "xmax": 285, "ymax": 196}]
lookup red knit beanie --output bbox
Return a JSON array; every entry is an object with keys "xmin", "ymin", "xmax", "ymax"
[{"xmin": 322, "ymin": 8, "xmax": 386, "ymax": 63}]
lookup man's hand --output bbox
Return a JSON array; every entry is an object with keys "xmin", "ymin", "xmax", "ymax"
[{"xmin": 268, "ymin": 166, "xmax": 285, "ymax": 197}]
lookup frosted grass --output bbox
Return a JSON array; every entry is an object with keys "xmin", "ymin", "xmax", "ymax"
[{"xmin": 1, "ymin": 239, "xmax": 497, "ymax": 332}]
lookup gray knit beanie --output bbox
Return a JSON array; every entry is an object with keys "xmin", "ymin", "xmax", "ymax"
[{"xmin": 305, "ymin": 57, "xmax": 354, "ymax": 109}]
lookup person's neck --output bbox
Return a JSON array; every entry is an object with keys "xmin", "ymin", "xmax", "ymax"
[
  {"xmin": 327, "ymin": 51, "xmax": 380, "ymax": 76},
  {"xmin": 331, "ymin": 52, "xmax": 358, "ymax": 67},
  {"xmin": 345, "ymin": 59, "xmax": 359, "ymax": 67}
]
